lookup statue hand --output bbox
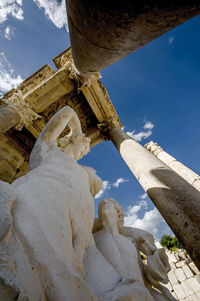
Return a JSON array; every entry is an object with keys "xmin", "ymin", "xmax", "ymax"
[
  {"xmin": 139, "ymin": 236, "xmax": 157, "ymax": 256},
  {"xmin": 120, "ymin": 226, "xmax": 156, "ymax": 255}
]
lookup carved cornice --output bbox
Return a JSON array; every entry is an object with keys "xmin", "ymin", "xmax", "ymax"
[
  {"xmin": 54, "ymin": 47, "xmax": 101, "ymax": 91},
  {"xmin": 144, "ymin": 141, "xmax": 163, "ymax": 156},
  {"xmin": 53, "ymin": 47, "xmax": 73, "ymax": 69},
  {"xmin": 2, "ymin": 90, "xmax": 41, "ymax": 130}
]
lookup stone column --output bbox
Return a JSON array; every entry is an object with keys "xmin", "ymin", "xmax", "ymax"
[
  {"xmin": 66, "ymin": 0, "xmax": 200, "ymax": 77},
  {"xmin": 145, "ymin": 141, "xmax": 200, "ymax": 191},
  {"xmin": 0, "ymin": 90, "xmax": 41, "ymax": 134},
  {"xmin": 108, "ymin": 127, "xmax": 200, "ymax": 270},
  {"xmin": 0, "ymin": 105, "xmax": 21, "ymax": 134}
]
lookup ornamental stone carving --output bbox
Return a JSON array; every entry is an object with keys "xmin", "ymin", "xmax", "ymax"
[
  {"xmin": 2, "ymin": 90, "xmax": 41, "ymax": 130},
  {"xmin": 145, "ymin": 141, "xmax": 163, "ymax": 156},
  {"xmin": 64, "ymin": 58, "xmax": 101, "ymax": 90}
]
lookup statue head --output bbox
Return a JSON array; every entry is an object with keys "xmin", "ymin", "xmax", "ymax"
[
  {"xmin": 98, "ymin": 198, "xmax": 124, "ymax": 230},
  {"xmin": 58, "ymin": 132, "xmax": 91, "ymax": 160}
]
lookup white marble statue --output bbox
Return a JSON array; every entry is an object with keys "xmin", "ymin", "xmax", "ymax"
[
  {"xmin": 0, "ymin": 106, "xmax": 175, "ymax": 301},
  {"xmin": 92, "ymin": 198, "xmax": 176, "ymax": 301},
  {"xmin": 0, "ymin": 106, "xmax": 102, "ymax": 300}
]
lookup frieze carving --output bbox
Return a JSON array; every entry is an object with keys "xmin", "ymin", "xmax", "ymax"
[
  {"xmin": 2, "ymin": 90, "xmax": 41, "ymax": 131},
  {"xmin": 53, "ymin": 47, "xmax": 73, "ymax": 69},
  {"xmin": 18, "ymin": 65, "xmax": 54, "ymax": 95},
  {"xmin": 144, "ymin": 141, "xmax": 163, "ymax": 156}
]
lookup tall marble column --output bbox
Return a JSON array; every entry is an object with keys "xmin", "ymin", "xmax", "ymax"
[
  {"xmin": 108, "ymin": 127, "xmax": 200, "ymax": 270},
  {"xmin": 66, "ymin": 0, "xmax": 200, "ymax": 77},
  {"xmin": 145, "ymin": 141, "xmax": 200, "ymax": 192}
]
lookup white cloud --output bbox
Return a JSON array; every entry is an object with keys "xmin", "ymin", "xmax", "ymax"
[
  {"xmin": 124, "ymin": 206, "xmax": 164, "ymax": 236},
  {"xmin": 95, "ymin": 180, "xmax": 111, "ymax": 199},
  {"xmin": 168, "ymin": 36, "xmax": 175, "ymax": 44},
  {"xmin": 127, "ymin": 130, "xmax": 152, "ymax": 141},
  {"xmin": 0, "ymin": 52, "xmax": 23, "ymax": 96},
  {"xmin": 140, "ymin": 193, "xmax": 147, "ymax": 200},
  {"xmin": 125, "ymin": 208, "xmax": 164, "ymax": 235},
  {"xmin": 143, "ymin": 121, "xmax": 154, "ymax": 130},
  {"xmin": 126, "ymin": 200, "xmax": 148, "ymax": 216},
  {"xmin": 4, "ymin": 25, "xmax": 15, "ymax": 39},
  {"xmin": 126, "ymin": 120, "xmax": 154, "ymax": 142},
  {"xmin": 124, "ymin": 198, "xmax": 166, "ymax": 237},
  {"xmin": 113, "ymin": 177, "xmax": 128, "ymax": 188},
  {"xmin": 33, "ymin": 0, "xmax": 68, "ymax": 31},
  {"xmin": 0, "ymin": 0, "xmax": 24, "ymax": 24},
  {"xmin": 124, "ymin": 192, "xmax": 166, "ymax": 236},
  {"xmin": 95, "ymin": 177, "xmax": 128, "ymax": 199},
  {"xmin": 126, "ymin": 198, "xmax": 148, "ymax": 217}
]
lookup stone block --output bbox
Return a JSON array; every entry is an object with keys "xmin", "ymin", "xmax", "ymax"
[
  {"xmin": 187, "ymin": 277, "xmax": 200, "ymax": 293},
  {"xmin": 168, "ymin": 270, "xmax": 178, "ymax": 285},
  {"xmin": 176, "ymin": 260, "xmax": 185, "ymax": 268},
  {"xmin": 170, "ymin": 262, "xmax": 176, "ymax": 270},
  {"xmin": 185, "ymin": 294, "xmax": 200, "ymax": 301},
  {"xmin": 0, "ymin": 140, "xmax": 24, "ymax": 169},
  {"xmin": 189, "ymin": 262, "xmax": 199, "ymax": 275},
  {"xmin": 182, "ymin": 265, "xmax": 194, "ymax": 279},
  {"xmin": 181, "ymin": 280, "xmax": 193, "ymax": 297},
  {"xmin": 173, "ymin": 283, "xmax": 186, "ymax": 299},
  {"xmin": 196, "ymin": 292, "xmax": 200, "ymax": 299},
  {"xmin": 175, "ymin": 268, "xmax": 187, "ymax": 282},
  {"xmin": 0, "ymin": 159, "xmax": 16, "ymax": 183},
  {"xmin": 171, "ymin": 290, "xmax": 178, "ymax": 300},
  {"xmin": 167, "ymin": 252, "xmax": 177, "ymax": 264}
]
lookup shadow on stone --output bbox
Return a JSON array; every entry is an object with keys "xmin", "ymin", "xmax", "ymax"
[{"xmin": 147, "ymin": 168, "xmax": 200, "ymax": 270}]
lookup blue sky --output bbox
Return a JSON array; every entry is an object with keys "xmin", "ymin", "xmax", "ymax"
[{"xmin": 0, "ymin": 1, "xmax": 200, "ymax": 240}]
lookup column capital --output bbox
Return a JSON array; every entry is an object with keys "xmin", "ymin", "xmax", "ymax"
[
  {"xmin": 63, "ymin": 58, "xmax": 101, "ymax": 91},
  {"xmin": 2, "ymin": 90, "xmax": 41, "ymax": 130},
  {"xmin": 145, "ymin": 141, "xmax": 163, "ymax": 156},
  {"xmin": 97, "ymin": 118, "xmax": 120, "ymax": 139}
]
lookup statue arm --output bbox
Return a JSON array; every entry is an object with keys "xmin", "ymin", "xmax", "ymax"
[
  {"xmin": 120, "ymin": 226, "xmax": 156, "ymax": 255},
  {"xmin": 41, "ymin": 106, "xmax": 82, "ymax": 144},
  {"xmin": 145, "ymin": 248, "xmax": 176, "ymax": 301},
  {"xmin": 81, "ymin": 165, "xmax": 102, "ymax": 197}
]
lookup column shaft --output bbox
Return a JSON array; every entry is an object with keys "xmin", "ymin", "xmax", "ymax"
[
  {"xmin": 67, "ymin": 0, "xmax": 200, "ymax": 76},
  {"xmin": 109, "ymin": 127, "xmax": 200, "ymax": 270},
  {"xmin": 145, "ymin": 141, "xmax": 200, "ymax": 191},
  {"xmin": 0, "ymin": 106, "xmax": 21, "ymax": 135}
]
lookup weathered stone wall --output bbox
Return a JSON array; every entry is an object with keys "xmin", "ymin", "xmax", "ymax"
[{"xmin": 165, "ymin": 250, "xmax": 200, "ymax": 300}]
